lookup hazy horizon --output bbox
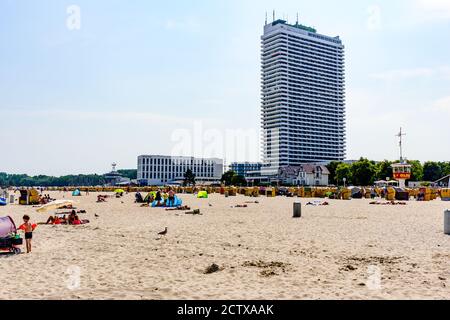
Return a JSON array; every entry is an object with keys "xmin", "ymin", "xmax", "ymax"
[{"xmin": 1, "ymin": 0, "xmax": 450, "ymax": 176}]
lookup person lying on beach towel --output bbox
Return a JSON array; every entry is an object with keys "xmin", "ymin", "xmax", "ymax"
[
  {"xmin": 185, "ymin": 209, "xmax": 202, "ymax": 215},
  {"xmin": 306, "ymin": 201, "xmax": 330, "ymax": 206},
  {"xmin": 165, "ymin": 205, "xmax": 191, "ymax": 211},
  {"xmin": 153, "ymin": 200, "xmax": 165, "ymax": 207},
  {"xmin": 44, "ymin": 215, "xmax": 64, "ymax": 225},
  {"xmin": 235, "ymin": 204, "xmax": 248, "ymax": 208},
  {"xmin": 58, "ymin": 209, "xmax": 86, "ymax": 215},
  {"xmin": 370, "ymin": 201, "xmax": 407, "ymax": 206},
  {"xmin": 97, "ymin": 195, "xmax": 108, "ymax": 203}
]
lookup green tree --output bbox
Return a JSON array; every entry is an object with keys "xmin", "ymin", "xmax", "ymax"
[
  {"xmin": 407, "ymin": 160, "xmax": 423, "ymax": 182},
  {"xmin": 221, "ymin": 170, "xmax": 236, "ymax": 186},
  {"xmin": 0, "ymin": 173, "xmax": 106, "ymax": 187},
  {"xmin": 183, "ymin": 169, "xmax": 196, "ymax": 186},
  {"xmin": 335, "ymin": 163, "xmax": 352, "ymax": 186},
  {"xmin": 375, "ymin": 160, "xmax": 393, "ymax": 181},
  {"xmin": 117, "ymin": 169, "xmax": 137, "ymax": 180},
  {"xmin": 438, "ymin": 162, "xmax": 450, "ymax": 177},
  {"xmin": 231, "ymin": 174, "xmax": 247, "ymax": 187},
  {"xmin": 351, "ymin": 158, "xmax": 376, "ymax": 186},
  {"xmin": 423, "ymin": 162, "xmax": 442, "ymax": 182},
  {"xmin": 326, "ymin": 161, "xmax": 342, "ymax": 185}
]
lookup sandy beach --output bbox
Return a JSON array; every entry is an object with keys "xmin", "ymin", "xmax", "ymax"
[{"xmin": 0, "ymin": 191, "xmax": 449, "ymax": 300}]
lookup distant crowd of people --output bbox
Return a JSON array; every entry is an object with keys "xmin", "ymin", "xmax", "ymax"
[{"xmin": 39, "ymin": 194, "xmax": 55, "ymax": 204}]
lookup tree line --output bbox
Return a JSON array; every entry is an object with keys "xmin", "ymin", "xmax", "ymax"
[
  {"xmin": 0, "ymin": 170, "xmax": 137, "ymax": 187},
  {"xmin": 326, "ymin": 159, "xmax": 450, "ymax": 186}
]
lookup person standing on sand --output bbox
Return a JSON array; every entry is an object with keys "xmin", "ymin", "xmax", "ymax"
[{"xmin": 19, "ymin": 215, "xmax": 35, "ymax": 253}]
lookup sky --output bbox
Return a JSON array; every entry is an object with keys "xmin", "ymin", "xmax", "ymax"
[{"xmin": 1, "ymin": 0, "xmax": 450, "ymax": 176}]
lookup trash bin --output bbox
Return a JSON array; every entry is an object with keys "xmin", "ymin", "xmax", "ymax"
[{"xmin": 293, "ymin": 202, "xmax": 302, "ymax": 218}]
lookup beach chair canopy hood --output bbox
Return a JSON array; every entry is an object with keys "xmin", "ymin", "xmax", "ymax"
[{"xmin": 0, "ymin": 216, "xmax": 17, "ymax": 238}]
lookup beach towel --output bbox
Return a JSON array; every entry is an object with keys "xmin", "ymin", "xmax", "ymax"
[{"xmin": 151, "ymin": 196, "xmax": 182, "ymax": 208}]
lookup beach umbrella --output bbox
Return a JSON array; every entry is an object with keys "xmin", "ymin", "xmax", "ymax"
[
  {"xmin": 114, "ymin": 189, "xmax": 125, "ymax": 194},
  {"xmin": 36, "ymin": 200, "xmax": 75, "ymax": 213}
]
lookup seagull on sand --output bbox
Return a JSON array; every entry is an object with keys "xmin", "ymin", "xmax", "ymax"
[
  {"xmin": 95, "ymin": 214, "xmax": 99, "ymax": 218},
  {"xmin": 158, "ymin": 227, "xmax": 168, "ymax": 237}
]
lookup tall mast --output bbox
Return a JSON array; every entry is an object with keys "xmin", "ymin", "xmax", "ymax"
[{"xmin": 396, "ymin": 128, "xmax": 406, "ymax": 163}]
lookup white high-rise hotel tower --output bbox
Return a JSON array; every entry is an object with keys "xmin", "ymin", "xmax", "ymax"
[{"xmin": 261, "ymin": 16, "xmax": 345, "ymax": 173}]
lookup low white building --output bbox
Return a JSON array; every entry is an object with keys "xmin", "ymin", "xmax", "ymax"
[
  {"xmin": 137, "ymin": 155, "xmax": 224, "ymax": 186},
  {"xmin": 278, "ymin": 164, "xmax": 330, "ymax": 186}
]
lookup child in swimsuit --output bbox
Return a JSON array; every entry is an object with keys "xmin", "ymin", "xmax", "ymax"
[{"xmin": 21, "ymin": 215, "xmax": 34, "ymax": 253}]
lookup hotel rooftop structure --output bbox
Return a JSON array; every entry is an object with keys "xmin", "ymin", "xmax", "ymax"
[{"xmin": 261, "ymin": 17, "xmax": 346, "ymax": 175}]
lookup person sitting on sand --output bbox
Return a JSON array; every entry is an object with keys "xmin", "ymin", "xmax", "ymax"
[
  {"xmin": 135, "ymin": 192, "xmax": 143, "ymax": 203},
  {"xmin": 154, "ymin": 191, "xmax": 165, "ymax": 207},
  {"xmin": 167, "ymin": 189, "xmax": 176, "ymax": 207},
  {"xmin": 73, "ymin": 215, "xmax": 82, "ymax": 225},
  {"xmin": 67, "ymin": 211, "xmax": 76, "ymax": 225},
  {"xmin": 144, "ymin": 193, "xmax": 154, "ymax": 204}
]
